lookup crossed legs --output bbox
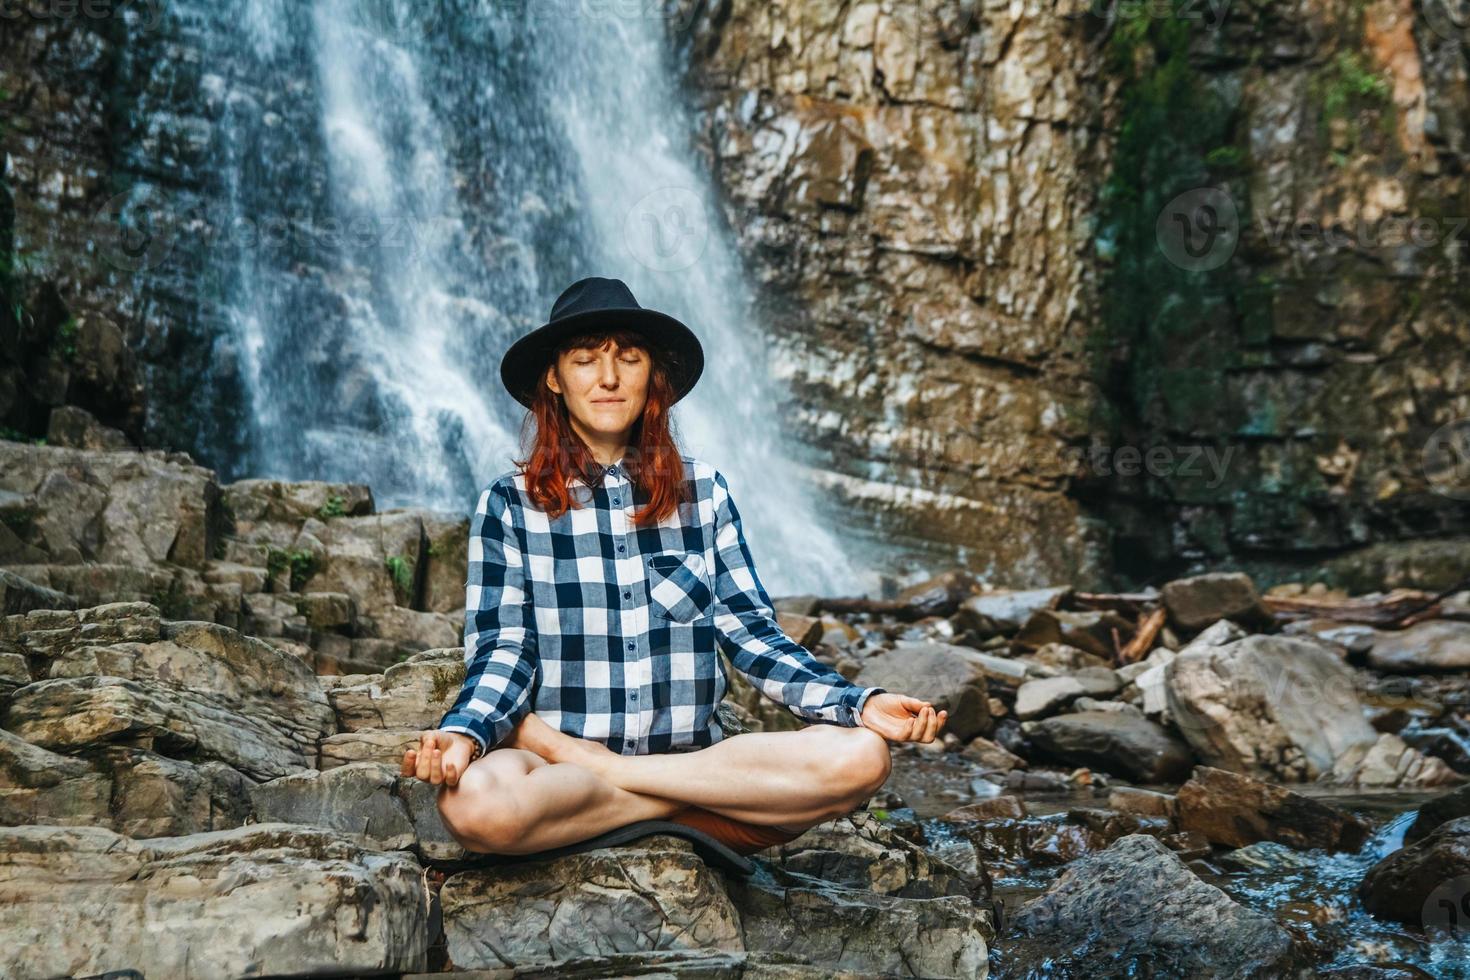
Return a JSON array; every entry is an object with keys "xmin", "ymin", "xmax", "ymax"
[{"xmin": 436, "ymin": 712, "xmax": 893, "ymax": 856}]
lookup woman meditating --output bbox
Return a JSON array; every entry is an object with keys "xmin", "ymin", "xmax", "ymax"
[{"xmin": 403, "ymin": 277, "xmax": 948, "ymax": 857}]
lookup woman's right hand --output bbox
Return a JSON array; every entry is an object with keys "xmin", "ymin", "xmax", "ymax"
[{"xmin": 402, "ymin": 730, "xmax": 476, "ymax": 787}]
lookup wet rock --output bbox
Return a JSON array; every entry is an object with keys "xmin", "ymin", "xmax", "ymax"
[
  {"xmin": 1368, "ymin": 620, "xmax": 1470, "ymax": 673},
  {"xmin": 401, "ymin": 948, "xmax": 874, "ymax": 978},
  {"xmin": 1161, "ymin": 572, "xmax": 1270, "ymax": 632},
  {"xmin": 1176, "ymin": 766, "xmax": 1371, "ymax": 852},
  {"xmin": 1359, "ymin": 817, "xmax": 1470, "ymax": 925},
  {"xmin": 1024, "ymin": 711, "xmax": 1193, "ymax": 783},
  {"xmin": 1219, "ymin": 840, "xmax": 1322, "ymax": 873},
  {"xmin": 1006, "ymin": 835, "xmax": 1299, "ymax": 977},
  {"xmin": 1281, "ymin": 618, "xmax": 1380, "ymax": 658},
  {"xmin": 0, "ymin": 823, "xmax": 429, "ymax": 978},
  {"xmin": 1405, "ymin": 783, "xmax": 1470, "ymax": 844},
  {"xmin": 1067, "ymin": 807, "xmax": 1171, "ymax": 846},
  {"xmin": 441, "ymin": 835, "xmax": 742, "ymax": 969},
  {"xmin": 1164, "ymin": 634, "xmax": 1380, "ymax": 782},
  {"xmin": 854, "ymin": 641, "xmax": 991, "ymax": 739},
  {"xmin": 768, "ymin": 810, "xmax": 991, "ymax": 904}
]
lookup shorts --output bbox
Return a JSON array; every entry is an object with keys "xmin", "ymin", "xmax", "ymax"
[{"xmin": 664, "ymin": 802, "xmax": 809, "ymax": 856}]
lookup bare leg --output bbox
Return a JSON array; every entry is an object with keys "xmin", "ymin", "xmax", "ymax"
[
  {"xmin": 508, "ymin": 711, "xmax": 892, "ymax": 828},
  {"xmin": 436, "ymin": 745, "xmax": 692, "ymax": 855}
]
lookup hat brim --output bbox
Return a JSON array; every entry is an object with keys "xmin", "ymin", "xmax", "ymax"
[{"xmin": 500, "ymin": 306, "xmax": 704, "ymax": 410}]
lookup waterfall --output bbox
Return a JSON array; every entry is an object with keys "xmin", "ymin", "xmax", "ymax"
[{"xmin": 137, "ymin": 0, "xmax": 868, "ymax": 596}]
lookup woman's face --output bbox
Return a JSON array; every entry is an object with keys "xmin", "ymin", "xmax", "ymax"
[{"xmin": 546, "ymin": 338, "xmax": 651, "ymax": 444}]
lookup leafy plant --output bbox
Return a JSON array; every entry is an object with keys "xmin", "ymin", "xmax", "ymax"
[
  {"xmin": 386, "ymin": 554, "xmax": 415, "ymax": 598},
  {"xmin": 317, "ymin": 494, "xmax": 347, "ymax": 519}
]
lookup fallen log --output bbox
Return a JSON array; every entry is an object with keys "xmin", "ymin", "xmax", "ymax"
[
  {"xmin": 1262, "ymin": 588, "xmax": 1442, "ymax": 627},
  {"xmin": 1119, "ymin": 607, "xmax": 1168, "ymax": 665}
]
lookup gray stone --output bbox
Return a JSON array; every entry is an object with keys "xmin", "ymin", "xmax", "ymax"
[
  {"xmin": 0, "ymin": 823, "xmax": 429, "ymax": 979},
  {"xmin": 1009, "ymin": 835, "xmax": 1298, "ymax": 976},
  {"xmin": 1368, "ymin": 620, "xmax": 1470, "ymax": 673},
  {"xmin": 854, "ymin": 641, "xmax": 991, "ymax": 739},
  {"xmin": 1161, "ymin": 573, "xmax": 1269, "ymax": 631},
  {"xmin": 1024, "ymin": 711, "xmax": 1194, "ymax": 783}
]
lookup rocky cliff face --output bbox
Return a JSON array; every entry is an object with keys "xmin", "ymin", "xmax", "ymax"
[
  {"xmin": 677, "ymin": 0, "xmax": 1470, "ymax": 589},
  {"xmin": 3, "ymin": 1, "xmax": 1467, "ymax": 591}
]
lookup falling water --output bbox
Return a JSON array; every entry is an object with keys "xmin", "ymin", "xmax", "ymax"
[{"xmin": 135, "ymin": 0, "xmax": 867, "ymax": 596}]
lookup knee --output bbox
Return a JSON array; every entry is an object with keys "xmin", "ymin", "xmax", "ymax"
[
  {"xmin": 435, "ymin": 768, "xmax": 533, "ymax": 855},
  {"xmin": 821, "ymin": 725, "xmax": 891, "ymax": 801}
]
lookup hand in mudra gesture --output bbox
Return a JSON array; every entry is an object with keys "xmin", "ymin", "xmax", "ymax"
[
  {"xmin": 401, "ymin": 730, "xmax": 476, "ymax": 787},
  {"xmin": 858, "ymin": 693, "xmax": 948, "ymax": 743}
]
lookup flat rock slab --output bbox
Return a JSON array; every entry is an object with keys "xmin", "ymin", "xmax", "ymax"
[
  {"xmin": 0, "ymin": 822, "xmax": 429, "ymax": 979},
  {"xmin": 441, "ymin": 835, "xmax": 743, "ymax": 970}
]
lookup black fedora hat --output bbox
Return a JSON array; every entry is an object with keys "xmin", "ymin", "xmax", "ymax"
[{"xmin": 500, "ymin": 277, "xmax": 704, "ymax": 410}]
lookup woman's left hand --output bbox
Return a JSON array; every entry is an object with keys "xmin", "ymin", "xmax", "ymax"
[{"xmin": 857, "ymin": 693, "xmax": 947, "ymax": 743}]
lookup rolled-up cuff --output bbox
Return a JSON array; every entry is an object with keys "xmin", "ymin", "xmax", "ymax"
[
  {"xmin": 437, "ymin": 712, "xmax": 492, "ymax": 756},
  {"xmin": 845, "ymin": 686, "xmax": 885, "ymax": 727}
]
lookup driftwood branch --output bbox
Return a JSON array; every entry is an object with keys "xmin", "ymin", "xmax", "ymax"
[{"xmin": 1119, "ymin": 607, "xmax": 1167, "ymax": 665}]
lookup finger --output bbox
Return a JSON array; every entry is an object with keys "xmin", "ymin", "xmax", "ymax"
[
  {"xmin": 416, "ymin": 734, "xmax": 433, "ymax": 781},
  {"xmin": 925, "ymin": 706, "xmax": 940, "ymax": 742},
  {"xmin": 916, "ymin": 706, "xmax": 932, "ymax": 742},
  {"xmin": 936, "ymin": 709, "xmax": 948, "ymax": 734},
  {"xmin": 401, "ymin": 749, "xmax": 417, "ymax": 777},
  {"xmin": 445, "ymin": 760, "xmax": 459, "ymax": 787},
  {"xmin": 901, "ymin": 694, "xmax": 927, "ymax": 712},
  {"xmin": 430, "ymin": 747, "xmax": 444, "ymax": 785}
]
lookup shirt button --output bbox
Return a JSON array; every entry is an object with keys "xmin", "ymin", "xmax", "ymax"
[
  {"xmin": 612, "ymin": 496, "xmax": 619, "ymax": 504},
  {"xmin": 623, "ymin": 591, "xmax": 631, "ymax": 599},
  {"xmin": 630, "ymin": 692, "xmax": 638, "ymax": 700},
  {"xmin": 627, "ymin": 641, "xmax": 635, "ymax": 650},
  {"xmin": 618, "ymin": 545, "xmax": 625, "ymax": 552}
]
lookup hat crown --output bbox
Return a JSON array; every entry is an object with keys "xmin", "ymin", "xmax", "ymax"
[{"xmin": 549, "ymin": 277, "xmax": 643, "ymax": 323}]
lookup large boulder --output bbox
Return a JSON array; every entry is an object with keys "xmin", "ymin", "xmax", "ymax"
[
  {"xmin": 853, "ymin": 641, "xmax": 991, "ymax": 740},
  {"xmin": 1176, "ymin": 766, "xmax": 1371, "ymax": 852},
  {"xmin": 1023, "ymin": 711, "xmax": 1194, "ymax": 783},
  {"xmin": 1367, "ymin": 621, "xmax": 1470, "ymax": 673},
  {"xmin": 1164, "ymin": 634, "xmax": 1378, "ymax": 782},
  {"xmin": 441, "ymin": 835, "xmax": 743, "ymax": 970},
  {"xmin": 1406, "ymin": 784, "xmax": 1470, "ymax": 844},
  {"xmin": 1006, "ymin": 834, "xmax": 1299, "ymax": 977},
  {"xmin": 0, "ymin": 441, "xmax": 219, "ymax": 570},
  {"xmin": 0, "ymin": 823, "xmax": 429, "ymax": 979},
  {"xmin": 1359, "ymin": 817, "xmax": 1470, "ymax": 927}
]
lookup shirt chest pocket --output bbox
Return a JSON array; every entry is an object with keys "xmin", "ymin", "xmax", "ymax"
[{"xmin": 646, "ymin": 551, "xmax": 714, "ymax": 623}]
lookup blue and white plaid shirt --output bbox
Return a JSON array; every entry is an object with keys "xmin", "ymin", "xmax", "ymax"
[{"xmin": 437, "ymin": 454, "xmax": 885, "ymax": 756}]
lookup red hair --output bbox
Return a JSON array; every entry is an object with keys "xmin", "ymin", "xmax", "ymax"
[{"xmin": 513, "ymin": 326, "xmax": 692, "ymax": 525}]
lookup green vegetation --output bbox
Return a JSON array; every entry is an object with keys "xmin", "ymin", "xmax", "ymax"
[
  {"xmin": 317, "ymin": 494, "xmax": 347, "ymax": 519},
  {"xmin": 386, "ymin": 554, "xmax": 415, "ymax": 599},
  {"xmin": 1310, "ymin": 51, "xmax": 1393, "ymax": 162},
  {"xmin": 266, "ymin": 546, "xmax": 320, "ymax": 592},
  {"xmin": 55, "ymin": 316, "xmax": 79, "ymax": 361}
]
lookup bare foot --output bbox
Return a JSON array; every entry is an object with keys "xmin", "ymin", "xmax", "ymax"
[{"xmin": 505, "ymin": 712, "xmax": 621, "ymax": 777}]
